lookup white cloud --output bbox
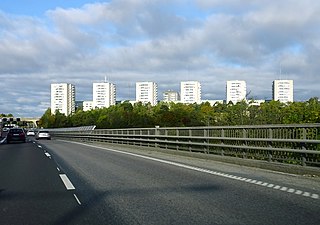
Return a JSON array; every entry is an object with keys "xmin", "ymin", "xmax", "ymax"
[{"xmin": 0, "ymin": 0, "xmax": 320, "ymax": 117}]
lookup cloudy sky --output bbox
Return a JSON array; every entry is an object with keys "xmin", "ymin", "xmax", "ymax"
[{"xmin": 0, "ymin": 0, "xmax": 319, "ymax": 117}]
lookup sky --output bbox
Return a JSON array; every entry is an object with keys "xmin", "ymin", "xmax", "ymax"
[{"xmin": 0, "ymin": 0, "xmax": 320, "ymax": 118}]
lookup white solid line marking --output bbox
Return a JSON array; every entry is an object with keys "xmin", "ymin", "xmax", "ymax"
[
  {"xmin": 73, "ymin": 194, "xmax": 82, "ymax": 205},
  {"xmin": 61, "ymin": 140, "xmax": 320, "ymax": 200},
  {"xmin": 59, "ymin": 174, "xmax": 75, "ymax": 190}
]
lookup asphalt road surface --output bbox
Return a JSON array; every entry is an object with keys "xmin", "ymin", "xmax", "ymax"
[{"xmin": 1, "ymin": 138, "xmax": 320, "ymax": 225}]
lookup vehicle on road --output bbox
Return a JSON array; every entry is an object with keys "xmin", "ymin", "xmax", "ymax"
[
  {"xmin": 35, "ymin": 130, "xmax": 51, "ymax": 140},
  {"xmin": 26, "ymin": 130, "xmax": 36, "ymax": 136},
  {"xmin": 3, "ymin": 127, "xmax": 10, "ymax": 132},
  {"xmin": 7, "ymin": 128, "xmax": 26, "ymax": 143}
]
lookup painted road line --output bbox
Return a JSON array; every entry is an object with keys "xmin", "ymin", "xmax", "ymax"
[
  {"xmin": 59, "ymin": 174, "xmax": 75, "ymax": 190},
  {"xmin": 38, "ymin": 145, "xmax": 42, "ymax": 148},
  {"xmin": 311, "ymin": 194, "xmax": 319, "ymax": 199},
  {"xmin": 45, "ymin": 152, "xmax": 51, "ymax": 159},
  {"xmin": 74, "ymin": 194, "xmax": 82, "ymax": 205},
  {"xmin": 57, "ymin": 167, "xmax": 61, "ymax": 172},
  {"xmin": 61, "ymin": 140, "xmax": 320, "ymax": 200}
]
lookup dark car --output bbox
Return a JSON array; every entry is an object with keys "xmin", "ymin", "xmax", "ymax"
[{"xmin": 7, "ymin": 128, "xmax": 26, "ymax": 144}]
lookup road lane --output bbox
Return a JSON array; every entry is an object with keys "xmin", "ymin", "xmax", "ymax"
[
  {"xmin": 0, "ymin": 141, "xmax": 80, "ymax": 225},
  {"xmin": 40, "ymin": 139, "xmax": 320, "ymax": 225}
]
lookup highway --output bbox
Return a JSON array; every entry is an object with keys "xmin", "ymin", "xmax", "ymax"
[{"xmin": 1, "ymin": 138, "xmax": 320, "ymax": 225}]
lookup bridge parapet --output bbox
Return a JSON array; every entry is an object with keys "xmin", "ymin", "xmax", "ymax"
[{"xmin": 51, "ymin": 123, "xmax": 320, "ymax": 168}]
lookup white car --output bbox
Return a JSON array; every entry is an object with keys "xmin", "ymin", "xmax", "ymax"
[
  {"xmin": 36, "ymin": 130, "xmax": 51, "ymax": 140},
  {"xmin": 26, "ymin": 130, "xmax": 35, "ymax": 136}
]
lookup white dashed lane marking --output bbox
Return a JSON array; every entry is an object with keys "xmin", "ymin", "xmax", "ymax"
[
  {"xmin": 66, "ymin": 141, "xmax": 320, "ymax": 200},
  {"xmin": 73, "ymin": 194, "xmax": 82, "ymax": 205},
  {"xmin": 59, "ymin": 174, "xmax": 75, "ymax": 190},
  {"xmin": 32, "ymin": 142, "xmax": 82, "ymax": 205}
]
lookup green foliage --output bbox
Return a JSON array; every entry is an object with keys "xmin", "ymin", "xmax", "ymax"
[
  {"xmin": 39, "ymin": 98, "xmax": 320, "ymax": 129},
  {"xmin": 0, "ymin": 113, "xmax": 14, "ymax": 117},
  {"xmin": 38, "ymin": 108, "xmax": 55, "ymax": 128}
]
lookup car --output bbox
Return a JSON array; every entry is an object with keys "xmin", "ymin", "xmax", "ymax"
[
  {"xmin": 2, "ymin": 127, "xmax": 9, "ymax": 132},
  {"xmin": 7, "ymin": 128, "xmax": 26, "ymax": 144},
  {"xmin": 26, "ymin": 130, "xmax": 36, "ymax": 136},
  {"xmin": 35, "ymin": 130, "xmax": 51, "ymax": 140}
]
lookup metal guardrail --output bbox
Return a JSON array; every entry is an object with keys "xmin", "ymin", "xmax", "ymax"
[
  {"xmin": 47, "ymin": 125, "xmax": 96, "ymax": 132},
  {"xmin": 51, "ymin": 124, "xmax": 320, "ymax": 167}
]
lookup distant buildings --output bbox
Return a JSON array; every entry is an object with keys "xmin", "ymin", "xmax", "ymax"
[
  {"xmin": 163, "ymin": 90, "xmax": 180, "ymax": 102},
  {"xmin": 50, "ymin": 78, "xmax": 296, "ymax": 115},
  {"xmin": 50, "ymin": 83, "xmax": 75, "ymax": 116},
  {"xmin": 136, "ymin": 82, "xmax": 158, "ymax": 106},
  {"xmin": 180, "ymin": 81, "xmax": 201, "ymax": 104},
  {"xmin": 93, "ymin": 82, "xmax": 116, "ymax": 109},
  {"xmin": 83, "ymin": 101, "xmax": 93, "ymax": 111},
  {"xmin": 226, "ymin": 80, "xmax": 247, "ymax": 104},
  {"xmin": 248, "ymin": 99, "xmax": 266, "ymax": 106},
  {"xmin": 75, "ymin": 101, "xmax": 83, "ymax": 111},
  {"xmin": 273, "ymin": 80, "xmax": 294, "ymax": 103}
]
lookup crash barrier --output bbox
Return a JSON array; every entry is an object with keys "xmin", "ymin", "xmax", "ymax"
[
  {"xmin": 47, "ymin": 125, "xmax": 96, "ymax": 132},
  {"xmin": 51, "ymin": 124, "xmax": 320, "ymax": 167}
]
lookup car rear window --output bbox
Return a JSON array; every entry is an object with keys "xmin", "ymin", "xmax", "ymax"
[{"xmin": 9, "ymin": 129, "xmax": 24, "ymax": 133}]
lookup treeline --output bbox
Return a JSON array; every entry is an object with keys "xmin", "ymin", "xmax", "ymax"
[
  {"xmin": 0, "ymin": 113, "xmax": 14, "ymax": 117},
  {"xmin": 38, "ymin": 97, "xmax": 320, "ymax": 129}
]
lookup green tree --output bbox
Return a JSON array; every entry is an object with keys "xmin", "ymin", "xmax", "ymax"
[
  {"xmin": 257, "ymin": 101, "xmax": 285, "ymax": 124},
  {"xmin": 53, "ymin": 110, "xmax": 69, "ymax": 128},
  {"xmin": 38, "ymin": 108, "xmax": 55, "ymax": 128}
]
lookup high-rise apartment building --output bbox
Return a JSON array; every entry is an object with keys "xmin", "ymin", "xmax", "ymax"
[
  {"xmin": 136, "ymin": 82, "xmax": 158, "ymax": 106},
  {"xmin": 93, "ymin": 82, "xmax": 116, "ymax": 109},
  {"xmin": 180, "ymin": 81, "xmax": 201, "ymax": 104},
  {"xmin": 272, "ymin": 80, "xmax": 293, "ymax": 103},
  {"xmin": 163, "ymin": 90, "xmax": 180, "ymax": 102},
  {"xmin": 226, "ymin": 80, "xmax": 246, "ymax": 104},
  {"xmin": 51, "ymin": 83, "xmax": 75, "ymax": 116}
]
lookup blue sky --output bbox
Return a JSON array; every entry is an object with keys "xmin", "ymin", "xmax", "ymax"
[
  {"xmin": 0, "ymin": 0, "xmax": 320, "ymax": 117},
  {"xmin": 0, "ymin": 0, "xmax": 107, "ymax": 15}
]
